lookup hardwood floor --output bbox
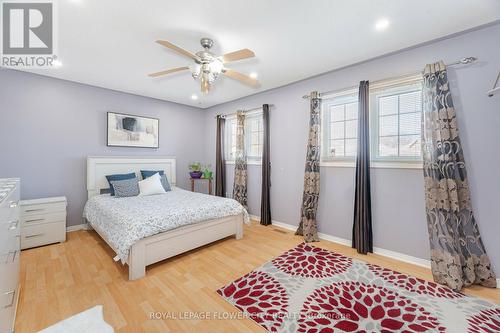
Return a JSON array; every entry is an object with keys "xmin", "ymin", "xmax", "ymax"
[{"xmin": 15, "ymin": 221, "xmax": 499, "ymax": 332}]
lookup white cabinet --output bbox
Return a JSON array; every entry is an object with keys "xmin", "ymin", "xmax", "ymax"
[
  {"xmin": 20, "ymin": 197, "xmax": 67, "ymax": 250},
  {"xmin": 0, "ymin": 178, "xmax": 20, "ymax": 333}
]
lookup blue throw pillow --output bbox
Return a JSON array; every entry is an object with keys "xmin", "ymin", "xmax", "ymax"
[
  {"xmin": 111, "ymin": 178, "xmax": 140, "ymax": 197},
  {"xmin": 105, "ymin": 172, "xmax": 136, "ymax": 196},
  {"xmin": 160, "ymin": 174, "xmax": 172, "ymax": 192},
  {"xmin": 141, "ymin": 170, "xmax": 165, "ymax": 179}
]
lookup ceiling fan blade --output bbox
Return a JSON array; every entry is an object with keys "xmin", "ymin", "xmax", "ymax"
[
  {"xmin": 222, "ymin": 68, "xmax": 260, "ymax": 87},
  {"xmin": 155, "ymin": 40, "xmax": 199, "ymax": 61},
  {"xmin": 201, "ymin": 76, "xmax": 210, "ymax": 93},
  {"xmin": 148, "ymin": 66, "xmax": 189, "ymax": 77},
  {"xmin": 219, "ymin": 49, "xmax": 255, "ymax": 63}
]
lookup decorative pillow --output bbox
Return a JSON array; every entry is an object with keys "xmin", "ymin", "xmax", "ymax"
[
  {"xmin": 141, "ymin": 170, "xmax": 171, "ymax": 192},
  {"xmin": 138, "ymin": 173, "xmax": 166, "ymax": 196},
  {"xmin": 105, "ymin": 172, "xmax": 136, "ymax": 196},
  {"xmin": 141, "ymin": 170, "xmax": 164, "ymax": 179},
  {"xmin": 110, "ymin": 178, "xmax": 139, "ymax": 197},
  {"xmin": 160, "ymin": 174, "xmax": 172, "ymax": 192}
]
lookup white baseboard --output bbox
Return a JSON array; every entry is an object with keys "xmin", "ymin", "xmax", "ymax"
[
  {"xmin": 252, "ymin": 215, "xmax": 500, "ymax": 288},
  {"xmin": 250, "ymin": 214, "xmax": 430, "ymax": 268},
  {"xmin": 66, "ymin": 223, "xmax": 90, "ymax": 232}
]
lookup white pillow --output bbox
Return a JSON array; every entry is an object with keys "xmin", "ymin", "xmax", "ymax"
[{"xmin": 138, "ymin": 173, "xmax": 166, "ymax": 196}]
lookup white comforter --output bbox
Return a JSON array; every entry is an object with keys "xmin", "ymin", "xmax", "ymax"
[{"xmin": 83, "ymin": 187, "xmax": 249, "ymax": 262}]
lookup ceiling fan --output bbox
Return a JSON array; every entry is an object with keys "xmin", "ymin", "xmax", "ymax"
[{"xmin": 148, "ymin": 37, "xmax": 259, "ymax": 93}]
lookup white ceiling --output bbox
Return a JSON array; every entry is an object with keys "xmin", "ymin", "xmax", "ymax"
[{"xmin": 20, "ymin": 0, "xmax": 500, "ymax": 108}]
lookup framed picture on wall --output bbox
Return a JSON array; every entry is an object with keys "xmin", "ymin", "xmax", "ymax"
[{"xmin": 107, "ymin": 112, "xmax": 159, "ymax": 148}]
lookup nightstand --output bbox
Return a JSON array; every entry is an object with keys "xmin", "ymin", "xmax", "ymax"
[
  {"xmin": 190, "ymin": 177, "xmax": 213, "ymax": 195},
  {"xmin": 19, "ymin": 196, "xmax": 67, "ymax": 249}
]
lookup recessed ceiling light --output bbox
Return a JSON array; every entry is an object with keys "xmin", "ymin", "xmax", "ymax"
[
  {"xmin": 375, "ymin": 18, "xmax": 390, "ymax": 31},
  {"xmin": 191, "ymin": 94, "xmax": 198, "ymax": 100},
  {"xmin": 249, "ymin": 72, "xmax": 258, "ymax": 79},
  {"xmin": 53, "ymin": 60, "xmax": 62, "ymax": 67}
]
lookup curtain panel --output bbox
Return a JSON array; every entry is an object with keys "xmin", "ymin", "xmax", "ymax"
[
  {"xmin": 296, "ymin": 92, "xmax": 321, "ymax": 242},
  {"xmin": 260, "ymin": 104, "xmax": 272, "ymax": 226},
  {"xmin": 352, "ymin": 80, "xmax": 373, "ymax": 254},
  {"xmin": 422, "ymin": 61, "xmax": 496, "ymax": 290},
  {"xmin": 215, "ymin": 115, "xmax": 226, "ymax": 197},
  {"xmin": 232, "ymin": 111, "xmax": 248, "ymax": 209}
]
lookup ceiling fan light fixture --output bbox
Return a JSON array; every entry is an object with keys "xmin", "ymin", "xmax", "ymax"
[
  {"xmin": 149, "ymin": 38, "xmax": 259, "ymax": 93},
  {"xmin": 206, "ymin": 72, "xmax": 218, "ymax": 84},
  {"xmin": 189, "ymin": 63, "xmax": 201, "ymax": 79},
  {"xmin": 209, "ymin": 59, "xmax": 224, "ymax": 74}
]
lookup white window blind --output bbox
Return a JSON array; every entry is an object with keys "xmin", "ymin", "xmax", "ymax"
[
  {"xmin": 373, "ymin": 83, "xmax": 422, "ymax": 160},
  {"xmin": 246, "ymin": 113, "xmax": 264, "ymax": 160},
  {"xmin": 225, "ymin": 117, "xmax": 238, "ymax": 161}
]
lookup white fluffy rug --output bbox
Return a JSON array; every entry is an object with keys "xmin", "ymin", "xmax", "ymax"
[{"xmin": 38, "ymin": 305, "xmax": 114, "ymax": 333}]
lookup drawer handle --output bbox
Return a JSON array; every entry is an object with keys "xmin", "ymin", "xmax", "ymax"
[
  {"xmin": 9, "ymin": 220, "xmax": 19, "ymax": 230},
  {"xmin": 4, "ymin": 290, "xmax": 16, "ymax": 308},
  {"xmin": 25, "ymin": 233, "xmax": 44, "ymax": 239},
  {"xmin": 12, "ymin": 250, "xmax": 18, "ymax": 262},
  {"xmin": 25, "ymin": 218, "xmax": 45, "ymax": 223},
  {"xmin": 9, "ymin": 201, "xmax": 18, "ymax": 208},
  {"xmin": 25, "ymin": 208, "xmax": 45, "ymax": 212},
  {"xmin": 2, "ymin": 251, "xmax": 15, "ymax": 264}
]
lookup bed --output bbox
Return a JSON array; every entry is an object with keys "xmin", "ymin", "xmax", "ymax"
[{"xmin": 83, "ymin": 156, "xmax": 248, "ymax": 280}]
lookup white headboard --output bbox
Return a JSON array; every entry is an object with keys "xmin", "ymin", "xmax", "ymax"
[{"xmin": 87, "ymin": 156, "xmax": 176, "ymax": 199}]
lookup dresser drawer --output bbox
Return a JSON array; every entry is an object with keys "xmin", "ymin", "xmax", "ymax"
[
  {"xmin": 21, "ymin": 221, "xmax": 66, "ymax": 249},
  {"xmin": 21, "ymin": 211, "xmax": 66, "ymax": 227},
  {"xmin": 0, "ymin": 253, "xmax": 20, "ymax": 333},
  {"xmin": 0, "ymin": 286, "xmax": 19, "ymax": 333},
  {"xmin": 21, "ymin": 201, "xmax": 66, "ymax": 216},
  {"xmin": 0, "ymin": 253, "xmax": 20, "ymax": 292},
  {"xmin": 0, "ymin": 220, "xmax": 20, "ymax": 254},
  {"xmin": 0, "ymin": 199, "xmax": 19, "ymax": 225}
]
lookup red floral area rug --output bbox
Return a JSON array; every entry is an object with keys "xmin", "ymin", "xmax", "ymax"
[{"xmin": 217, "ymin": 243, "xmax": 500, "ymax": 333}]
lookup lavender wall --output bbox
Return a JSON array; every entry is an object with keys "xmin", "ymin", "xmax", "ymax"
[
  {"xmin": 0, "ymin": 70, "xmax": 207, "ymax": 227},
  {"xmin": 0, "ymin": 23, "xmax": 498, "ymax": 272},
  {"xmin": 204, "ymin": 23, "xmax": 500, "ymax": 271}
]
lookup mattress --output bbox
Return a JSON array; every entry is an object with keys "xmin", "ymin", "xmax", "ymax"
[{"xmin": 83, "ymin": 187, "xmax": 249, "ymax": 262}]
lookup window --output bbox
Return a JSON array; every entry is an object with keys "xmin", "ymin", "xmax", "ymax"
[
  {"xmin": 371, "ymin": 81, "xmax": 422, "ymax": 161},
  {"xmin": 322, "ymin": 92, "xmax": 358, "ymax": 159},
  {"xmin": 226, "ymin": 117, "xmax": 238, "ymax": 160},
  {"xmin": 321, "ymin": 75, "xmax": 423, "ymax": 167},
  {"xmin": 225, "ymin": 111, "xmax": 264, "ymax": 163}
]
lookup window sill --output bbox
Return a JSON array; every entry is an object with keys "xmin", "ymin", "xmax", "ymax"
[
  {"xmin": 226, "ymin": 160, "xmax": 262, "ymax": 166},
  {"xmin": 320, "ymin": 160, "xmax": 422, "ymax": 169}
]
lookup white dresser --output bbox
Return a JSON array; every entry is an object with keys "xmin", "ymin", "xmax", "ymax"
[
  {"xmin": 20, "ymin": 197, "xmax": 67, "ymax": 250},
  {"xmin": 0, "ymin": 178, "xmax": 20, "ymax": 333}
]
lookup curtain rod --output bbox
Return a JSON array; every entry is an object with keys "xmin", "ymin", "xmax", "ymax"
[
  {"xmin": 216, "ymin": 104, "xmax": 274, "ymax": 118},
  {"xmin": 301, "ymin": 56, "xmax": 478, "ymax": 99}
]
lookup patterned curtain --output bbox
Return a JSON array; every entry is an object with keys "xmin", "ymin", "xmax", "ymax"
[
  {"xmin": 295, "ymin": 92, "xmax": 321, "ymax": 242},
  {"xmin": 422, "ymin": 61, "xmax": 496, "ymax": 290},
  {"xmin": 232, "ymin": 111, "xmax": 248, "ymax": 209}
]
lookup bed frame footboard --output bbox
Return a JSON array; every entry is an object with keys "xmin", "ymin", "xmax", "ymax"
[{"xmin": 127, "ymin": 214, "xmax": 244, "ymax": 280}]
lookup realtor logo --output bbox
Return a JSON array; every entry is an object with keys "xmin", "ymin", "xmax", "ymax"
[{"xmin": 1, "ymin": 1, "xmax": 57, "ymax": 67}]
